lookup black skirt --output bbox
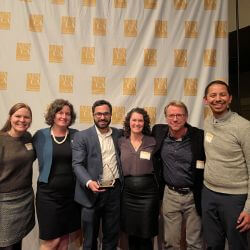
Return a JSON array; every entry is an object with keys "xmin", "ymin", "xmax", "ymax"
[
  {"xmin": 36, "ymin": 182, "xmax": 81, "ymax": 240},
  {"xmin": 121, "ymin": 175, "xmax": 160, "ymax": 238}
]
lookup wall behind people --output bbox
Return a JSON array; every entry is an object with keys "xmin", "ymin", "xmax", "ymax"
[
  {"xmin": 0, "ymin": 0, "xmax": 228, "ymax": 131},
  {"xmin": 0, "ymin": 1, "xmax": 228, "ymax": 249}
]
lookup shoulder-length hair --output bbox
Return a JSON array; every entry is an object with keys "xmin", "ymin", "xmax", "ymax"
[
  {"xmin": 45, "ymin": 99, "xmax": 76, "ymax": 126},
  {"xmin": 1, "ymin": 103, "xmax": 32, "ymax": 132},
  {"xmin": 123, "ymin": 107, "xmax": 151, "ymax": 138}
]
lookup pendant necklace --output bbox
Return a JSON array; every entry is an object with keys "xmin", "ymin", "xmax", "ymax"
[{"xmin": 51, "ymin": 129, "xmax": 68, "ymax": 144}]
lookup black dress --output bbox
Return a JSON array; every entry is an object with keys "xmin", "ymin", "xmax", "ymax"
[{"xmin": 36, "ymin": 135, "xmax": 81, "ymax": 240}]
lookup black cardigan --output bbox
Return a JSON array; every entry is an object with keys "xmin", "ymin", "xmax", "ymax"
[{"xmin": 152, "ymin": 123, "xmax": 205, "ymax": 216}]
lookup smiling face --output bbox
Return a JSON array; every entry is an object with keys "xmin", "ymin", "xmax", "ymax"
[
  {"xmin": 93, "ymin": 104, "xmax": 111, "ymax": 132},
  {"xmin": 204, "ymin": 83, "xmax": 232, "ymax": 118},
  {"xmin": 53, "ymin": 105, "xmax": 71, "ymax": 129},
  {"xmin": 166, "ymin": 105, "xmax": 187, "ymax": 133},
  {"xmin": 130, "ymin": 112, "xmax": 144, "ymax": 135},
  {"xmin": 9, "ymin": 107, "xmax": 32, "ymax": 137}
]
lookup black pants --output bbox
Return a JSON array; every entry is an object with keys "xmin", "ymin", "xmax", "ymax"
[
  {"xmin": 128, "ymin": 235, "xmax": 153, "ymax": 250},
  {"xmin": 202, "ymin": 186, "xmax": 248, "ymax": 250},
  {"xmin": 81, "ymin": 181, "xmax": 121, "ymax": 250},
  {"xmin": 0, "ymin": 241, "xmax": 22, "ymax": 250}
]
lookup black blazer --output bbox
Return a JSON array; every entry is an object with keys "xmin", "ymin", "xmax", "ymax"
[{"xmin": 152, "ymin": 123, "xmax": 205, "ymax": 216}]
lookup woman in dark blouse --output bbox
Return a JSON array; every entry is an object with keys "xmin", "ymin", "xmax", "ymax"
[
  {"xmin": 118, "ymin": 107, "xmax": 160, "ymax": 250},
  {"xmin": 0, "ymin": 103, "xmax": 35, "ymax": 250},
  {"xmin": 33, "ymin": 99, "xmax": 81, "ymax": 250}
]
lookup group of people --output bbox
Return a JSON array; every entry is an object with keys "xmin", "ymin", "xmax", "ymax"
[{"xmin": 0, "ymin": 80, "xmax": 250, "ymax": 250}]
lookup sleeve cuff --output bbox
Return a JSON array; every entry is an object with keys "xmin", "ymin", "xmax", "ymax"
[{"xmin": 86, "ymin": 180, "xmax": 92, "ymax": 188}]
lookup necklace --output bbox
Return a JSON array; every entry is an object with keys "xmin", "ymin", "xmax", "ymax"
[{"xmin": 51, "ymin": 129, "xmax": 68, "ymax": 144}]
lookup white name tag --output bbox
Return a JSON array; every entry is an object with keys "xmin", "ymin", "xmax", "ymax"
[
  {"xmin": 196, "ymin": 160, "xmax": 205, "ymax": 169},
  {"xmin": 140, "ymin": 151, "xmax": 151, "ymax": 160},
  {"xmin": 205, "ymin": 132, "xmax": 213, "ymax": 143},
  {"xmin": 25, "ymin": 143, "xmax": 33, "ymax": 150}
]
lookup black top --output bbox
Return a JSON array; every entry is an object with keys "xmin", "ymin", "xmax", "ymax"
[{"xmin": 48, "ymin": 135, "xmax": 75, "ymax": 191}]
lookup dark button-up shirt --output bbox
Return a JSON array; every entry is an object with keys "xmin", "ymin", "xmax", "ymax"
[{"xmin": 161, "ymin": 130, "xmax": 194, "ymax": 188}]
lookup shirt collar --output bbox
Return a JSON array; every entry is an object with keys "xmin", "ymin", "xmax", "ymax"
[
  {"xmin": 95, "ymin": 125, "xmax": 112, "ymax": 137},
  {"xmin": 167, "ymin": 126, "xmax": 189, "ymax": 141},
  {"xmin": 213, "ymin": 110, "xmax": 232, "ymax": 124}
]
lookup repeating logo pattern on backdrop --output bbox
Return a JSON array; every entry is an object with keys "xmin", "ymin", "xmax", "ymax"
[{"xmin": 0, "ymin": 0, "xmax": 227, "ymax": 126}]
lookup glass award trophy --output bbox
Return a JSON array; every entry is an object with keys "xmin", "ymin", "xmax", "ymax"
[{"xmin": 97, "ymin": 164, "xmax": 116, "ymax": 188}]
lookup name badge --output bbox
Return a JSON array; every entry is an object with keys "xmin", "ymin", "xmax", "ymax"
[
  {"xmin": 196, "ymin": 160, "xmax": 205, "ymax": 169},
  {"xmin": 205, "ymin": 132, "xmax": 213, "ymax": 143},
  {"xmin": 25, "ymin": 143, "xmax": 33, "ymax": 150},
  {"xmin": 140, "ymin": 151, "xmax": 151, "ymax": 160}
]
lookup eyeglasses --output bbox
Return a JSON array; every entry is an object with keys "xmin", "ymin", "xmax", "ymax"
[
  {"xmin": 166, "ymin": 114, "xmax": 185, "ymax": 119},
  {"xmin": 94, "ymin": 112, "xmax": 111, "ymax": 118}
]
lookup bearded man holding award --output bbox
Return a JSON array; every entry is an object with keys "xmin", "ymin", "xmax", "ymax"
[{"xmin": 72, "ymin": 100, "xmax": 123, "ymax": 250}]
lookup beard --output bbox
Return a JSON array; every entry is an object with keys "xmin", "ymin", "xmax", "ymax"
[{"xmin": 94, "ymin": 118, "xmax": 111, "ymax": 130}]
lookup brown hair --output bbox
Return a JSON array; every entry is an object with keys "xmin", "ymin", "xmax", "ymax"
[
  {"xmin": 45, "ymin": 99, "xmax": 76, "ymax": 126},
  {"xmin": 123, "ymin": 107, "xmax": 151, "ymax": 138},
  {"xmin": 1, "ymin": 103, "xmax": 32, "ymax": 132}
]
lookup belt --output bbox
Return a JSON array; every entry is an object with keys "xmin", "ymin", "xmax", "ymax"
[{"xmin": 167, "ymin": 185, "xmax": 192, "ymax": 195}]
